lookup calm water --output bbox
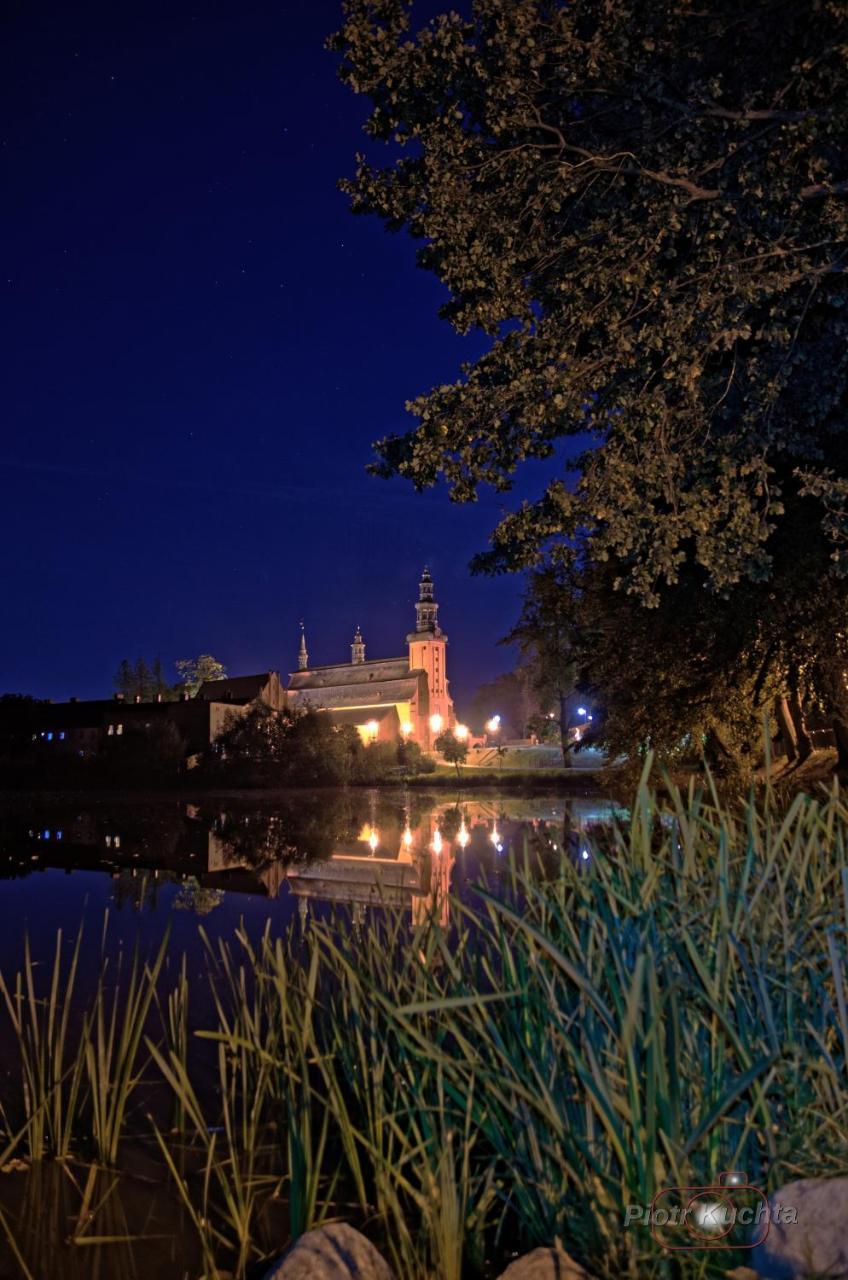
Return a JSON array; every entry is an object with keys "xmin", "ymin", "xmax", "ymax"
[
  {"xmin": 0, "ymin": 786, "xmax": 620, "ymax": 976},
  {"xmin": 0, "ymin": 786, "xmax": 620, "ymax": 1280}
]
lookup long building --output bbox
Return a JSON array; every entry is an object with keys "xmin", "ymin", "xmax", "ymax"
[{"xmin": 0, "ymin": 568, "xmax": 455, "ymax": 762}]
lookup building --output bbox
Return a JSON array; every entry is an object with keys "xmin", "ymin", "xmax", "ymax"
[
  {"xmin": 0, "ymin": 569, "xmax": 454, "ymax": 766},
  {"xmin": 287, "ymin": 567, "xmax": 454, "ymax": 749}
]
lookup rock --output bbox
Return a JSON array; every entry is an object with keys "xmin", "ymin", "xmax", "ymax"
[
  {"xmin": 496, "ymin": 1243, "xmax": 591, "ymax": 1280},
  {"xmin": 750, "ymin": 1177, "xmax": 848, "ymax": 1278},
  {"xmin": 263, "ymin": 1223, "xmax": 395, "ymax": 1280}
]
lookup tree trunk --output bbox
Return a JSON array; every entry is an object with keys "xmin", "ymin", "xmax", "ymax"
[
  {"xmin": 833, "ymin": 716, "xmax": 848, "ymax": 773},
  {"xmin": 775, "ymin": 696, "xmax": 798, "ymax": 763},
  {"xmin": 558, "ymin": 692, "xmax": 572, "ymax": 768},
  {"xmin": 788, "ymin": 689, "xmax": 814, "ymax": 763}
]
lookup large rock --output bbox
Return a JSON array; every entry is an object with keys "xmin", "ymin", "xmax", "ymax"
[
  {"xmin": 264, "ymin": 1224, "xmax": 395, "ymax": 1280},
  {"xmin": 496, "ymin": 1243, "xmax": 591, "ymax": 1280},
  {"xmin": 750, "ymin": 1177, "xmax": 848, "ymax": 1278}
]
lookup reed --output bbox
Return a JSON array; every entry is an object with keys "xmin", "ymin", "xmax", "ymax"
[{"xmin": 5, "ymin": 771, "xmax": 848, "ymax": 1278}]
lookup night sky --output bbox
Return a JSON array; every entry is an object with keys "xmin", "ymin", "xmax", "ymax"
[{"xmin": 2, "ymin": 1, "xmax": 548, "ymax": 709}]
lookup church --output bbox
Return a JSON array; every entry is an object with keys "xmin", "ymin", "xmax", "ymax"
[{"xmin": 285, "ymin": 567, "xmax": 455, "ymax": 750}]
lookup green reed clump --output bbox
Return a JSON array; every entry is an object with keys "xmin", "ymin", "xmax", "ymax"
[{"xmin": 0, "ymin": 915, "xmax": 169, "ymax": 1166}]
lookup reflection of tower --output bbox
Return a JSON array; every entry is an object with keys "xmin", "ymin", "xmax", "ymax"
[
  {"xmin": 298, "ymin": 623, "xmax": 309, "ymax": 671},
  {"xmin": 351, "ymin": 626, "xmax": 365, "ymax": 665},
  {"xmin": 407, "ymin": 567, "xmax": 454, "ymax": 746},
  {"xmin": 413, "ymin": 838, "xmax": 454, "ymax": 928}
]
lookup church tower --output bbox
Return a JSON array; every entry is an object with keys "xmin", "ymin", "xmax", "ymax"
[
  {"xmin": 407, "ymin": 567, "xmax": 454, "ymax": 746},
  {"xmin": 351, "ymin": 626, "xmax": 365, "ymax": 664},
  {"xmin": 298, "ymin": 624, "xmax": 309, "ymax": 671}
]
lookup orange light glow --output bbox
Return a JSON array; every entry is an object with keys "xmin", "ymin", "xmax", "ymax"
[
  {"xmin": 368, "ymin": 827, "xmax": 379, "ymax": 852},
  {"xmin": 430, "ymin": 713, "xmax": 444, "ymax": 733},
  {"xmin": 432, "ymin": 828, "xmax": 443, "ymax": 855},
  {"xmin": 454, "ymin": 723, "xmax": 469, "ymax": 740}
]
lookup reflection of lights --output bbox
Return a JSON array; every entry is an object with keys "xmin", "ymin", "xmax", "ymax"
[
  {"xmin": 401, "ymin": 720, "xmax": 414, "ymax": 737},
  {"xmin": 368, "ymin": 827, "xmax": 379, "ymax": 852},
  {"xmin": 457, "ymin": 820, "xmax": 470, "ymax": 848},
  {"xmin": 432, "ymin": 828, "xmax": 443, "ymax": 854},
  {"xmin": 364, "ymin": 719, "xmax": 379, "ymax": 741},
  {"xmin": 485, "ymin": 715, "xmax": 501, "ymax": 733},
  {"xmin": 403, "ymin": 826, "xmax": 413, "ymax": 848},
  {"xmin": 430, "ymin": 713, "xmax": 444, "ymax": 733},
  {"xmin": 454, "ymin": 723, "xmax": 469, "ymax": 740},
  {"xmin": 490, "ymin": 822, "xmax": 503, "ymax": 852}
]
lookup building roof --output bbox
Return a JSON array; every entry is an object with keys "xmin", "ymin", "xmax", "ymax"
[
  {"xmin": 287, "ymin": 675, "xmax": 423, "ymax": 711},
  {"xmin": 288, "ymin": 656, "xmax": 410, "ymax": 690},
  {"xmin": 195, "ymin": 673, "xmax": 273, "ymax": 703}
]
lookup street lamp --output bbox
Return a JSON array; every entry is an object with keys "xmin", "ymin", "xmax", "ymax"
[
  {"xmin": 430, "ymin": 713, "xmax": 443, "ymax": 733},
  {"xmin": 454, "ymin": 723, "xmax": 469, "ymax": 740},
  {"xmin": 485, "ymin": 714, "xmax": 501, "ymax": 734},
  {"xmin": 400, "ymin": 720, "xmax": 414, "ymax": 737}
]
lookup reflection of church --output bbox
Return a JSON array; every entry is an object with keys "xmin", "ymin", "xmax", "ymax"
[{"xmin": 286, "ymin": 567, "xmax": 455, "ymax": 750}]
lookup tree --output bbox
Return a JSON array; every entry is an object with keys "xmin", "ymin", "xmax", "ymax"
[
  {"xmin": 175, "ymin": 654, "xmax": 227, "ymax": 697},
  {"xmin": 151, "ymin": 657, "xmax": 176, "ymax": 701},
  {"xmin": 466, "ymin": 668, "xmax": 537, "ymax": 739},
  {"xmin": 114, "ymin": 659, "xmax": 135, "ymax": 700},
  {"xmin": 332, "ymin": 0, "xmax": 848, "ymax": 770},
  {"xmin": 507, "ymin": 564, "xmax": 577, "ymax": 762},
  {"xmin": 435, "ymin": 729, "xmax": 469, "ymax": 779}
]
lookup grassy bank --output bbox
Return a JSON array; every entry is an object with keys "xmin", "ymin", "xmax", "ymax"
[{"xmin": 1, "ymin": 767, "xmax": 848, "ymax": 1277}]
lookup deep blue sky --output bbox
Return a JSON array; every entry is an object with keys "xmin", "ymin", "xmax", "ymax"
[{"xmin": 1, "ymin": 0, "xmax": 542, "ymax": 709}]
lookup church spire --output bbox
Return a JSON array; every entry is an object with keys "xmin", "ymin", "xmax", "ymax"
[
  {"xmin": 298, "ymin": 622, "xmax": 309, "ymax": 671},
  {"xmin": 351, "ymin": 626, "xmax": 365, "ymax": 665},
  {"xmin": 415, "ymin": 566, "xmax": 441, "ymax": 635}
]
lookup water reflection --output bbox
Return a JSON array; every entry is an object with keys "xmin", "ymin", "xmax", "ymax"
[{"xmin": 0, "ymin": 789, "xmax": 624, "ymax": 932}]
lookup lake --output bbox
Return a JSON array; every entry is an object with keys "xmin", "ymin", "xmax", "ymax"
[{"xmin": 0, "ymin": 785, "xmax": 622, "ymax": 1280}]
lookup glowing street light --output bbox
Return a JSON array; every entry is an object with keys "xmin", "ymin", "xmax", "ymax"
[
  {"xmin": 454, "ymin": 723, "xmax": 469, "ymax": 740},
  {"xmin": 364, "ymin": 719, "xmax": 379, "ymax": 742},
  {"xmin": 432, "ymin": 828, "xmax": 443, "ymax": 855},
  {"xmin": 430, "ymin": 713, "xmax": 444, "ymax": 733},
  {"xmin": 400, "ymin": 720, "xmax": 414, "ymax": 737},
  {"xmin": 485, "ymin": 714, "xmax": 501, "ymax": 734},
  {"xmin": 577, "ymin": 707, "xmax": 587, "ymax": 717}
]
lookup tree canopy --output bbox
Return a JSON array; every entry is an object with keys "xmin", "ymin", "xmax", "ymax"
[{"xmin": 332, "ymin": 0, "xmax": 848, "ymax": 769}]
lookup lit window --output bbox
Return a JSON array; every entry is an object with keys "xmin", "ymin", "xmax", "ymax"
[
  {"xmin": 59, "ymin": 731, "xmax": 65, "ymax": 741},
  {"xmin": 108, "ymin": 724, "xmax": 114, "ymax": 736},
  {"xmin": 46, "ymin": 732, "xmax": 53, "ymax": 742},
  {"xmin": 117, "ymin": 724, "xmax": 123, "ymax": 735}
]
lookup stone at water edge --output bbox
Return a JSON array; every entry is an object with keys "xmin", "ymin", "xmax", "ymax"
[
  {"xmin": 749, "ymin": 1176, "xmax": 848, "ymax": 1279},
  {"xmin": 495, "ymin": 1243, "xmax": 592, "ymax": 1280},
  {"xmin": 263, "ymin": 1223, "xmax": 395, "ymax": 1280}
]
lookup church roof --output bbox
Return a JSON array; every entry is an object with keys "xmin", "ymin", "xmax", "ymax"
[
  {"xmin": 195, "ymin": 673, "xmax": 274, "ymax": 703},
  {"xmin": 288, "ymin": 674, "xmax": 423, "ymax": 711},
  {"xmin": 288, "ymin": 655, "xmax": 410, "ymax": 690}
]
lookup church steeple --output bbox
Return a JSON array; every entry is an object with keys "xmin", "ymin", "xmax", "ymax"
[
  {"xmin": 298, "ymin": 623, "xmax": 309, "ymax": 671},
  {"xmin": 414, "ymin": 565, "xmax": 441, "ymax": 635},
  {"xmin": 351, "ymin": 626, "xmax": 365, "ymax": 665}
]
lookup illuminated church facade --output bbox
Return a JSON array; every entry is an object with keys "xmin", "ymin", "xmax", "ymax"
[{"xmin": 286, "ymin": 567, "xmax": 455, "ymax": 749}]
